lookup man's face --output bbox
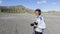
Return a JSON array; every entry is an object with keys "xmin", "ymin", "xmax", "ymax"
[{"xmin": 34, "ymin": 11, "xmax": 39, "ymax": 16}]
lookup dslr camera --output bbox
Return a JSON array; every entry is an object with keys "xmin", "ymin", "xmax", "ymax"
[{"xmin": 30, "ymin": 22, "xmax": 38, "ymax": 29}]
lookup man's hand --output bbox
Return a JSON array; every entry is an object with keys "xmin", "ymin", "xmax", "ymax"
[
  {"xmin": 30, "ymin": 22, "xmax": 38, "ymax": 29},
  {"xmin": 34, "ymin": 24, "xmax": 37, "ymax": 29}
]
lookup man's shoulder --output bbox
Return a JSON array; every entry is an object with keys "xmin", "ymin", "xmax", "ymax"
[
  {"xmin": 39, "ymin": 15, "xmax": 43, "ymax": 18},
  {"xmin": 39, "ymin": 15, "xmax": 43, "ymax": 20}
]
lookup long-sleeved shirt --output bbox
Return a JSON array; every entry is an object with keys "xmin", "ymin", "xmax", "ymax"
[{"xmin": 35, "ymin": 15, "xmax": 46, "ymax": 32}]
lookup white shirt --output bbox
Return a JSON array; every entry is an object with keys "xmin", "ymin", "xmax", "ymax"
[{"xmin": 35, "ymin": 15, "xmax": 46, "ymax": 32}]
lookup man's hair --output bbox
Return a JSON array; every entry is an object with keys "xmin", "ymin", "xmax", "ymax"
[{"xmin": 35, "ymin": 9, "xmax": 41, "ymax": 15}]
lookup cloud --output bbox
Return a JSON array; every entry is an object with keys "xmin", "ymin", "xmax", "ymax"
[
  {"xmin": 37, "ymin": 0, "xmax": 47, "ymax": 4},
  {"xmin": 0, "ymin": 0, "xmax": 2, "ymax": 4},
  {"xmin": 52, "ymin": 2, "xmax": 56, "ymax": 5},
  {"xmin": 37, "ymin": 1, "xmax": 42, "ymax": 4},
  {"xmin": 42, "ymin": 0, "xmax": 46, "ymax": 3}
]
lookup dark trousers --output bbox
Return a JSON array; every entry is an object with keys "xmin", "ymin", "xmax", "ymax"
[{"xmin": 35, "ymin": 31, "xmax": 42, "ymax": 34}]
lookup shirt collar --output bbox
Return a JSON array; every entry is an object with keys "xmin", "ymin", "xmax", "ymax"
[{"xmin": 37, "ymin": 15, "xmax": 41, "ymax": 18}]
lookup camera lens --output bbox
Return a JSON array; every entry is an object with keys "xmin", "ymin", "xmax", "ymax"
[{"xmin": 30, "ymin": 23, "xmax": 34, "ymax": 26}]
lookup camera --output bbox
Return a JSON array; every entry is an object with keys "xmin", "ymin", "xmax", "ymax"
[
  {"xmin": 30, "ymin": 22, "xmax": 38, "ymax": 29},
  {"xmin": 30, "ymin": 22, "xmax": 38, "ymax": 26}
]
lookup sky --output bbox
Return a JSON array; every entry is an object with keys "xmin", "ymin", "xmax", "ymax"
[{"xmin": 0, "ymin": 0, "xmax": 60, "ymax": 11}]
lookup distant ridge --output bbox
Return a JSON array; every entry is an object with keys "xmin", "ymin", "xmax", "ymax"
[{"xmin": 0, "ymin": 5, "xmax": 33, "ymax": 13}]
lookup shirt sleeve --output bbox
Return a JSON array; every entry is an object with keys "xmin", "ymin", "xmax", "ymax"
[{"xmin": 37, "ymin": 16, "xmax": 46, "ymax": 29}]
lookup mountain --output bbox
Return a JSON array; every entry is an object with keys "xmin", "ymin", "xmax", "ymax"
[{"xmin": 0, "ymin": 5, "xmax": 33, "ymax": 13}]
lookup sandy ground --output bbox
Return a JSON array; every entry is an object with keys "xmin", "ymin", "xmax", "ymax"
[{"xmin": 0, "ymin": 13, "xmax": 60, "ymax": 34}]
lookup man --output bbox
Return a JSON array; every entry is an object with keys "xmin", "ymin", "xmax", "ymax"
[{"xmin": 31, "ymin": 9, "xmax": 46, "ymax": 34}]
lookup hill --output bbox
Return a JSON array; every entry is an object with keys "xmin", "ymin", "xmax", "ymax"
[{"xmin": 0, "ymin": 5, "xmax": 33, "ymax": 13}]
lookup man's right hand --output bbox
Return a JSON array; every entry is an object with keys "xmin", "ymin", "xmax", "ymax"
[{"xmin": 34, "ymin": 25, "xmax": 37, "ymax": 29}]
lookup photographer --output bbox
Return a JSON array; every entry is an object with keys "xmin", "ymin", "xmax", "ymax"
[{"xmin": 31, "ymin": 9, "xmax": 46, "ymax": 34}]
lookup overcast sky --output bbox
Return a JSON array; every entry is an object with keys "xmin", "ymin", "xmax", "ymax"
[{"xmin": 0, "ymin": 0, "xmax": 60, "ymax": 11}]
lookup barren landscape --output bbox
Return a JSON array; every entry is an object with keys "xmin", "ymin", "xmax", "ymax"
[{"xmin": 0, "ymin": 13, "xmax": 60, "ymax": 34}]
